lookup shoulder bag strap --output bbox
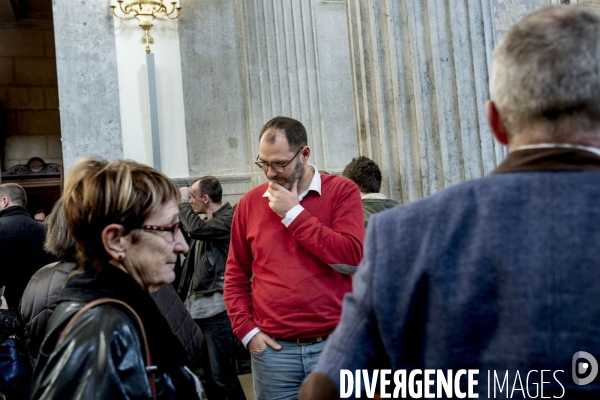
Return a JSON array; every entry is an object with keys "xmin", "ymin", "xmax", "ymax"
[{"xmin": 55, "ymin": 298, "xmax": 157, "ymax": 400}]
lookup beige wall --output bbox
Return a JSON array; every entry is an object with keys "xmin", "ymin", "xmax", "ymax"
[{"xmin": 0, "ymin": 24, "xmax": 61, "ymax": 171}]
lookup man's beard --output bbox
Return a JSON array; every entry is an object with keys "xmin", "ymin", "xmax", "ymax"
[{"xmin": 269, "ymin": 160, "xmax": 305, "ymax": 191}]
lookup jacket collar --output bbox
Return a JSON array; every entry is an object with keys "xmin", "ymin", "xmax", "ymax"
[
  {"xmin": 492, "ymin": 146, "xmax": 600, "ymax": 175},
  {"xmin": 0, "ymin": 205, "xmax": 30, "ymax": 219},
  {"xmin": 59, "ymin": 263, "xmax": 187, "ymax": 370},
  {"xmin": 212, "ymin": 202, "xmax": 232, "ymax": 218}
]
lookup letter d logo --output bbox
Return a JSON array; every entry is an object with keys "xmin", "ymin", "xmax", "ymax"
[{"xmin": 573, "ymin": 351, "xmax": 598, "ymax": 385}]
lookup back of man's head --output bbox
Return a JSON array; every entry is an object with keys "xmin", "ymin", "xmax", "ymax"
[
  {"xmin": 259, "ymin": 116, "xmax": 307, "ymax": 151},
  {"xmin": 196, "ymin": 176, "xmax": 223, "ymax": 204},
  {"xmin": 491, "ymin": 5, "xmax": 600, "ymax": 141},
  {"xmin": 342, "ymin": 156, "xmax": 382, "ymax": 194},
  {"xmin": 0, "ymin": 183, "xmax": 27, "ymax": 208}
]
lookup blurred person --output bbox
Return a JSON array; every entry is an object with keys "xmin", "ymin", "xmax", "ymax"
[
  {"xmin": 31, "ymin": 158, "xmax": 202, "ymax": 399},
  {"xmin": 19, "ymin": 198, "xmax": 77, "ymax": 366},
  {"xmin": 300, "ymin": 5, "xmax": 600, "ymax": 399},
  {"xmin": 342, "ymin": 156, "xmax": 399, "ymax": 227},
  {"xmin": 225, "ymin": 116, "xmax": 364, "ymax": 399},
  {"xmin": 0, "ymin": 183, "xmax": 54, "ymax": 307},
  {"xmin": 20, "ymin": 198, "xmax": 205, "ymax": 372},
  {"xmin": 33, "ymin": 210, "xmax": 46, "ymax": 224},
  {"xmin": 0, "ymin": 296, "xmax": 31, "ymax": 399},
  {"xmin": 179, "ymin": 177, "xmax": 245, "ymax": 399}
]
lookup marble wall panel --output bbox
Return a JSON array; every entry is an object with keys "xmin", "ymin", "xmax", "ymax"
[
  {"xmin": 347, "ymin": 0, "xmax": 507, "ymax": 203},
  {"xmin": 490, "ymin": 0, "xmax": 552, "ymax": 41}
]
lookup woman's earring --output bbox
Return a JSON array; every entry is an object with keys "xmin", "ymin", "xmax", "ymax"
[{"xmin": 118, "ymin": 254, "xmax": 124, "ymax": 260}]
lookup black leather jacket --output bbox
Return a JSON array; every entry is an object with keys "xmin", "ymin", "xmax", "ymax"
[
  {"xmin": 19, "ymin": 261, "xmax": 204, "ymax": 371},
  {"xmin": 178, "ymin": 202, "xmax": 233, "ymax": 298},
  {"xmin": 32, "ymin": 264, "xmax": 202, "ymax": 400}
]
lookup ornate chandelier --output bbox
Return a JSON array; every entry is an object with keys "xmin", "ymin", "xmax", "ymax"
[{"xmin": 111, "ymin": 0, "xmax": 181, "ymax": 54}]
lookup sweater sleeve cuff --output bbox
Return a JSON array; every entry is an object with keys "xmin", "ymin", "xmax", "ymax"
[
  {"xmin": 242, "ymin": 327, "xmax": 261, "ymax": 347},
  {"xmin": 282, "ymin": 205, "xmax": 304, "ymax": 227}
]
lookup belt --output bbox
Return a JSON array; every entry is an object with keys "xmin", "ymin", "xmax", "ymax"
[{"xmin": 275, "ymin": 335, "xmax": 329, "ymax": 346}]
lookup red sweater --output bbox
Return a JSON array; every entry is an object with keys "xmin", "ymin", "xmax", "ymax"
[{"xmin": 224, "ymin": 173, "xmax": 364, "ymax": 340}]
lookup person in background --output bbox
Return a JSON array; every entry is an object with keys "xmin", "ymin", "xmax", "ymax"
[
  {"xmin": 0, "ymin": 295, "xmax": 30, "ymax": 399},
  {"xmin": 225, "ymin": 116, "xmax": 364, "ymax": 399},
  {"xmin": 178, "ymin": 177, "xmax": 245, "ymax": 400},
  {"xmin": 19, "ymin": 199, "xmax": 78, "ymax": 366},
  {"xmin": 33, "ymin": 210, "xmax": 46, "ymax": 224},
  {"xmin": 31, "ymin": 157, "xmax": 202, "ymax": 399},
  {"xmin": 342, "ymin": 156, "xmax": 399, "ymax": 227},
  {"xmin": 300, "ymin": 5, "xmax": 600, "ymax": 398},
  {"xmin": 0, "ymin": 183, "xmax": 54, "ymax": 307}
]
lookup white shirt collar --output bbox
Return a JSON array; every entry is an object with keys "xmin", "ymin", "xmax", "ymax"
[
  {"xmin": 515, "ymin": 143, "xmax": 600, "ymax": 158},
  {"xmin": 361, "ymin": 193, "xmax": 388, "ymax": 200},
  {"xmin": 262, "ymin": 164, "xmax": 322, "ymax": 201}
]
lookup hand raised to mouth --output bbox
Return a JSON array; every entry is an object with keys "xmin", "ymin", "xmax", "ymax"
[{"xmin": 267, "ymin": 179, "xmax": 300, "ymax": 218}]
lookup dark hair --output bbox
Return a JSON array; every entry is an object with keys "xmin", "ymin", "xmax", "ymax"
[
  {"xmin": 342, "ymin": 156, "xmax": 382, "ymax": 194},
  {"xmin": 194, "ymin": 176, "xmax": 223, "ymax": 204},
  {"xmin": 0, "ymin": 183, "xmax": 27, "ymax": 207},
  {"xmin": 34, "ymin": 209, "xmax": 46, "ymax": 216},
  {"xmin": 259, "ymin": 116, "xmax": 307, "ymax": 151}
]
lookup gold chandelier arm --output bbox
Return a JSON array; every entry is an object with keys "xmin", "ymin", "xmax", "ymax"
[
  {"xmin": 165, "ymin": 3, "xmax": 181, "ymax": 20},
  {"xmin": 111, "ymin": 1, "xmax": 136, "ymax": 19},
  {"xmin": 151, "ymin": 5, "xmax": 166, "ymax": 17}
]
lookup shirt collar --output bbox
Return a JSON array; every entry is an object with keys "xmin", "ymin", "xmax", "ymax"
[
  {"xmin": 515, "ymin": 143, "xmax": 600, "ymax": 158},
  {"xmin": 361, "ymin": 193, "xmax": 387, "ymax": 200},
  {"xmin": 492, "ymin": 144, "xmax": 600, "ymax": 174},
  {"xmin": 262, "ymin": 164, "xmax": 322, "ymax": 201}
]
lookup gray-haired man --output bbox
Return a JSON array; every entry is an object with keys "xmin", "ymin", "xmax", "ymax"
[{"xmin": 301, "ymin": 5, "xmax": 600, "ymax": 399}]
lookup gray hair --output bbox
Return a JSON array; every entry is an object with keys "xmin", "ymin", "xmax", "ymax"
[
  {"xmin": 0, "ymin": 183, "xmax": 27, "ymax": 207},
  {"xmin": 491, "ymin": 5, "xmax": 600, "ymax": 140},
  {"xmin": 44, "ymin": 198, "xmax": 77, "ymax": 261}
]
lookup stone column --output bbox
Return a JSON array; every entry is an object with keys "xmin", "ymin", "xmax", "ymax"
[
  {"xmin": 52, "ymin": 1, "xmax": 123, "ymax": 169},
  {"xmin": 347, "ymin": 0, "xmax": 507, "ymax": 203},
  {"xmin": 178, "ymin": 0, "xmax": 356, "ymax": 203}
]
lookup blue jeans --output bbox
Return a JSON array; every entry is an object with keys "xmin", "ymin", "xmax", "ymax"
[
  {"xmin": 195, "ymin": 312, "xmax": 246, "ymax": 400},
  {"xmin": 251, "ymin": 339, "xmax": 327, "ymax": 400}
]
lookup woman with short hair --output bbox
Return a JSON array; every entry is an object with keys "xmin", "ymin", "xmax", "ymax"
[{"xmin": 31, "ymin": 157, "xmax": 202, "ymax": 399}]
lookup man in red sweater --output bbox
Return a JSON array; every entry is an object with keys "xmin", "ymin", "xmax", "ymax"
[{"xmin": 224, "ymin": 116, "xmax": 364, "ymax": 399}]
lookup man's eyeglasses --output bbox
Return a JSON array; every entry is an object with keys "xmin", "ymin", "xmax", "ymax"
[
  {"xmin": 138, "ymin": 222, "xmax": 181, "ymax": 241},
  {"xmin": 255, "ymin": 147, "xmax": 303, "ymax": 173}
]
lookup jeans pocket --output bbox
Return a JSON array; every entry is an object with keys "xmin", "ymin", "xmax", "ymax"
[{"xmin": 250, "ymin": 345, "xmax": 270, "ymax": 356}]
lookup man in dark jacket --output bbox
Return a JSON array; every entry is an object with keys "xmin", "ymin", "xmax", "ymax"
[
  {"xmin": 342, "ymin": 156, "xmax": 398, "ymax": 227},
  {"xmin": 0, "ymin": 183, "xmax": 53, "ymax": 307},
  {"xmin": 179, "ymin": 176, "xmax": 245, "ymax": 400}
]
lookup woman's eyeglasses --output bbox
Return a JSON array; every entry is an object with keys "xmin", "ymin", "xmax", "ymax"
[{"xmin": 138, "ymin": 222, "xmax": 181, "ymax": 241}]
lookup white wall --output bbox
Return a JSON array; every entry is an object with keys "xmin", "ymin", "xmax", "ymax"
[{"xmin": 113, "ymin": 9, "xmax": 189, "ymax": 178}]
